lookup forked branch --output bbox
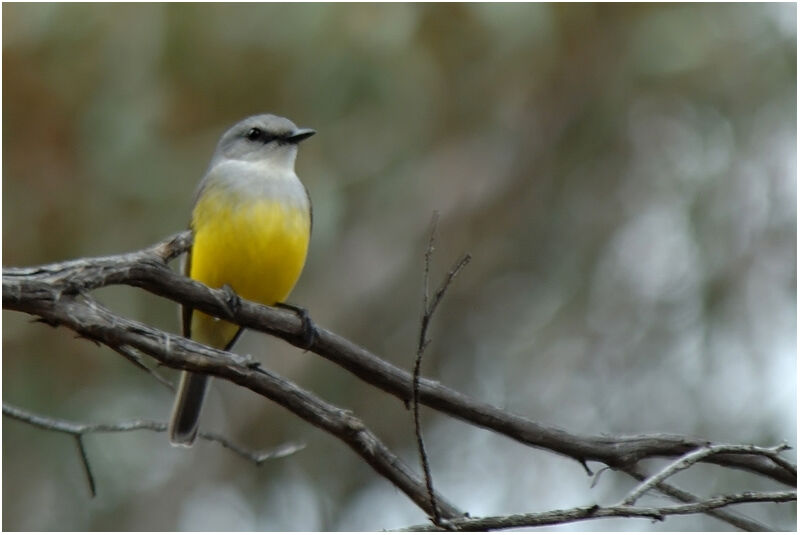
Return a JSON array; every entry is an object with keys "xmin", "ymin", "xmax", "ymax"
[
  {"xmin": 3, "ymin": 232, "xmax": 795, "ymax": 530},
  {"xmin": 3, "ymin": 402, "xmax": 305, "ymax": 496}
]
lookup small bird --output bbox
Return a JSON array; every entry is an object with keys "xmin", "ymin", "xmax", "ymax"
[{"xmin": 169, "ymin": 114, "xmax": 315, "ymax": 446}]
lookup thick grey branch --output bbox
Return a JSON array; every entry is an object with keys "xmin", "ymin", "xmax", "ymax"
[
  {"xmin": 1, "ymin": 295, "xmax": 464, "ymax": 520},
  {"xmin": 3, "ymin": 233, "xmax": 795, "ymax": 531},
  {"xmin": 2, "ymin": 232, "xmax": 794, "ymax": 488}
]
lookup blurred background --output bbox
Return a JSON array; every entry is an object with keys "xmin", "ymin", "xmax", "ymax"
[{"xmin": 3, "ymin": 3, "xmax": 796, "ymax": 531}]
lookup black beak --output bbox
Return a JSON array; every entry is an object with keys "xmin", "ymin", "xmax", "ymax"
[{"xmin": 285, "ymin": 128, "xmax": 316, "ymax": 144}]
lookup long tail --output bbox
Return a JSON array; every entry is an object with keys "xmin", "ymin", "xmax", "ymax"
[{"xmin": 169, "ymin": 372, "xmax": 211, "ymax": 446}]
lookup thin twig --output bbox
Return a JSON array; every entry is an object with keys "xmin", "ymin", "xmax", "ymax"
[
  {"xmin": 399, "ymin": 490, "xmax": 797, "ymax": 531},
  {"xmin": 622, "ymin": 443, "xmax": 792, "ymax": 506},
  {"xmin": 428, "ymin": 255, "xmax": 472, "ymax": 322},
  {"xmin": 589, "ymin": 460, "xmax": 778, "ymax": 531},
  {"xmin": 412, "ymin": 213, "xmax": 472, "ymax": 526},
  {"xmin": 590, "ymin": 466, "xmax": 611, "ymax": 488},
  {"xmin": 2, "ymin": 402, "xmax": 304, "ymax": 466},
  {"xmin": 116, "ymin": 344, "xmax": 176, "ymax": 392},
  {"xmin": 197, "ymin": 430, "xmax": 305, "ymax": 465},
  {"xmin": 413, "ymin": 213, "xmax": 441, "ymax": 524},
  {"xmin": 74, "ymin": 435, "xmax": 96, "ymax": 497},
  {"xmin": 624, "ymin": 465, "xmax": 774, "ymax": 531},
  {"xmin": 423, "ymin": 213, "xmax": 437, "ymax": 315}
]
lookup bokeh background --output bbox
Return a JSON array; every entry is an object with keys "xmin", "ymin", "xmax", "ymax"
[{"xmin": 3, "ymin": 3, "xmax": 796, "ymax": 531}]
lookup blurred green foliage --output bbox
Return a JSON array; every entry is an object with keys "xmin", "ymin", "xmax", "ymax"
[{"xmin": 3, "ymin": 3, "xmax": 796, "ymax": 531}]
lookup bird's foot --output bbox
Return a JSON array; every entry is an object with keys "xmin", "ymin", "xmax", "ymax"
[
  {"xmin": 219, "ymin": 284, "xmax": 242, "ymax": 318},
  {"xmin": 275, "ymin": 302, "xmax": 317, "ymax": 349}
]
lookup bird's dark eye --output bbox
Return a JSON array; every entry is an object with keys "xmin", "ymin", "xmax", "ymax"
[{"xmin": 246, "ymin": 128, "xmax": 263, "ymax": 141}]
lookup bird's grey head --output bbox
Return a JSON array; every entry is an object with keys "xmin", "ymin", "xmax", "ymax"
[{"xmin": 211, "ymin": 114, "xmax": 315, "ymax": 168}]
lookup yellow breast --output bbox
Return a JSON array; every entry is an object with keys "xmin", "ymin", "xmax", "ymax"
[{"xmin": 188, "ymin": 187, "xmax": 311, "ymax": 348}]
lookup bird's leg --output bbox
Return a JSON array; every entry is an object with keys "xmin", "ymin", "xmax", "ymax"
[{"xmin": 275, "ymin": 302, "xmax": 317, "ymax": 349}]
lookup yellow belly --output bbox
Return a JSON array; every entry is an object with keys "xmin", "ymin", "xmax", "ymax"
[{"xmin": 189, "ymin": 191, "xmax": 310, "ymax": 348}]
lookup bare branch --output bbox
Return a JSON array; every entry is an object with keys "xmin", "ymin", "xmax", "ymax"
[
  {"xmin": 413, "ymin": 213, "xmax": 442, "ymax": 524},
  {"xmin": 622, "ymin": 443, "xmax": 792, "ymax": 506},
  {"xmin": 116, "ymin": 344, "xmax": 176, "ymax": 391},
  {"xmin": 74, "ymin": 435, "xmax": 96, "ymax": 497},
  {"xmin": 3, "ymin": 233, "xmax": 795, "ymax": 530},
  {"xmin": 411, "ymin": 213, "xmax": 471, "ymax": 526},
  {"xmin": 428, "ymin": 254, "xmax": 471, "ymax": 322},
  {"xmin": 401, "ymin": 490, "xmax": 797, "ymax": 531},
  {"xmin": 196, "ymin": 430, "xmax": 305, "ymax": 465},
  {"xmin": 623, "ymin": 465, "xmax": 775, "ymax": 531},
  {"xmin": 6, "ymin": 235, "xmax": 792, "ymax": 489},
  {"xmin": 0, "ymin": 294, "xmax": 465, "ymax": 521},
  {"xmin": 422, "ymin": 212, "xmax": 437, "ymax": 313},
  {"xmin": 2, "ymin": 402, "xmax": 303, "ymax": 465}
]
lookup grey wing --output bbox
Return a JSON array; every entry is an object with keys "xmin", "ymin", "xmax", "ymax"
[{"xmin": 303, "ymin": 182, "xmax": 313, "ymax": 236}]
